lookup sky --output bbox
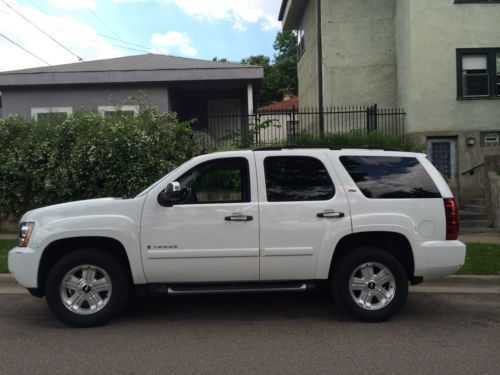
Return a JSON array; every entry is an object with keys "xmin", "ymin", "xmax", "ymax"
[{"xmin": 0, "ymin": 0, "xmax": 283, "ymax": 72}]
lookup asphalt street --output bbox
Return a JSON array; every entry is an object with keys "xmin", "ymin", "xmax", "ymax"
[{"xmin": 0, "ymin": 290, "xmax": 499, "ymax": 375}]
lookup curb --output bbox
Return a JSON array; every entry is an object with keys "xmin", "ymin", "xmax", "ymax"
[{"xmin": 1, "ymin": 274, "xmax": 499, "ymax": 295}]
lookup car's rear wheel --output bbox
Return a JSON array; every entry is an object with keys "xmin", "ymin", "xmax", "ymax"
[
  {"xmin": 45, "ymin": 249, "xmax": 129, "ymax": 327},
  {"xmin": 332, "ymin": 247, "xmax": 408, "ymax": 322}
]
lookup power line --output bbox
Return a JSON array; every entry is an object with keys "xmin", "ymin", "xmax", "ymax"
[
  {"xmin": 98, "ymin": 34, "xmax": 152, "ymax": 51},
  {"xmin": 1, "ymin": 0, "xmax": 84, "ymax": 61},
  {"xmin": 27, "ymin": 0, "xmax": 153, "ymax": 55},
  {"xmin": 86, "ymin": 6, "xmax": 122, "ymax": 40},
  {"xmin": 112, "ymin": 44, "xmax": 150, "ymax": 54},
  {"xmin": 0, "ymin": 32, "xmax": 51, "ymax": 66}
]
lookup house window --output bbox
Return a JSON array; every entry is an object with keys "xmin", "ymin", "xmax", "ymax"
[
  {"xmin": 98, "ymin": 105, "xmax": 139, "ymax": 118},
  {"xmin": 297, "ymin": 29, "xmax": 305, "ymax": 60},
  {"xmin": 31, "ymin": 107, "xmax": 72, "ymax": 121},
  {"xmin": 454, "ymin": 1, "xmax": 500, "ymax": 3},
  {"xmin": 457, "ymin": 49, "xmax": 500, "ymax": 98}
]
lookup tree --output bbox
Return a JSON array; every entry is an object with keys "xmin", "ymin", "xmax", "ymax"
[
  {"xmin": 271, "ymin": 31, "xmax": 298, "ymax": 98},
  {"xmin": 214, "ymin": 31, "xmax": 298, "ymax": 107},
  {"xmin": 245, "ymin": 31, "xmax": 297, "ymax": 106}
]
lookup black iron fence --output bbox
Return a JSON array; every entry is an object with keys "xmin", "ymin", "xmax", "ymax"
[{"xmin": 185, "ymin": 105, "xmax": 406, "ymax": 150}]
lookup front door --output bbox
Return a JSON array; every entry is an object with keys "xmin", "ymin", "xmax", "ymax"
[
  {"xmin": 140, "ymin": 154, "xmax": 260, "ymax": 283},
  {"xmin": 207, "ymin": 99, "xmax": 242, "ymax": 146},
  {"xmin": 254, "ymin": 151, "xmax": 351, "ymax": 280},
  {"xmin": 427, "ymin": 137, "xmax": 457, "ymax": 183}
]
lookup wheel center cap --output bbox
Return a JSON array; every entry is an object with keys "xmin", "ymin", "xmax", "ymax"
[
  {"xmin": 82, "ymin": 284, "xmax": 92, "ymax": 294},
  {"xmin": 367, "ymin": 281, "xmax": 376, "ymax": 290}
]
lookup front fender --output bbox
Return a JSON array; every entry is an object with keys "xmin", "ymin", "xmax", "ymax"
[{"xmin": 35, "ymin": 215, "xmax": 146, "ymax": 284}]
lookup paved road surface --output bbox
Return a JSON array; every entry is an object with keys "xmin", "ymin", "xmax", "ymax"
[{"xmin": 0, "ymin": 291, "xmax": 499, "ymax": 374}]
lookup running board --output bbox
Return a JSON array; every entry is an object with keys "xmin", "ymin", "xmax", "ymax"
[{"xmin": 166, "ymin": 283, "xmax": 308, "ymax": 295}]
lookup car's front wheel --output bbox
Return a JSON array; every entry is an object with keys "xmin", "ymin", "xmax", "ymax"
[
  {"xmin": 45, "ymin": 249, "xmax": 129, "ymax": 327},
  {"xmin": 332, "ymin": 247, "xmax": 408, "ymax": 322}
]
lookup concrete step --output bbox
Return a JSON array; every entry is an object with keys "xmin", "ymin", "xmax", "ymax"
[
  {"xmin": 472, "ymin": 198, "xmax": 486, "ymax": 205},
  {"xmin": 461, "ymin": 204, "xmax": 486, "ymax": 213},
  {"xmin": 460, "ymin": 219, "xmax": 492, "ymax": 228},
  {"xmin": 459, "ymin": 210, "xmax": 487, "ymax": 220},
  {"xmin": 460, "ymin": 227, "xmax": 500, "ymax": 234}
]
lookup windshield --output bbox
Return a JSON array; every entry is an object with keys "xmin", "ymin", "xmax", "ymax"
[{"xmin": 135, "ymin": 166, "xmax": 180, "ymax": 198}]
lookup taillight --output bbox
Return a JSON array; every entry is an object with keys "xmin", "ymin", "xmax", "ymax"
[{"xmin": 444, "ymin": 198, "xmax": 459, "ymax": 240}]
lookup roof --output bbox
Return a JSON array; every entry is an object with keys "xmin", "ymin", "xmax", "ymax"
[
  {"xmin": 278, "ymin": 0, "xmax": 307, "ymax": 30},
  {"xmin": 257, "ymin": 95, "xmax": 298, "ymax": 112},
  {"xmin": 0, "ymin": 53, "xmax": 263, "ymax": 87},
  {"xmin": 278, "ymin": 0, "xmax": 289, "ymax": 21}
]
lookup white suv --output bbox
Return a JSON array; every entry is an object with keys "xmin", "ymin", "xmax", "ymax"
[{"xmin": 9, "ymin": 147, "xmax": 466, "ymax": 326}]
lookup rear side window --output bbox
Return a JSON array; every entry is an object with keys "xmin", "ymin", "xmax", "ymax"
[
  {"xmin": 340, "ymin": 156, "xmax": 441, "ymax": 199},
  {"xmin": 264, "ymin": 156, "xmax": 335, "ymax": 201}
]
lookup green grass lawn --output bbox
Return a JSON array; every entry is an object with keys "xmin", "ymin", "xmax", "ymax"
[
  {"xmin": 0, "ymin": 239, "xmax": 16, "ymax": 273},
  {"xmin": 455, "ymin": 243, "xmax": 500, "ymax": 276},
  {"xmin": 0, "ymin": 240, "xmax": 499, "ymax": 275}
]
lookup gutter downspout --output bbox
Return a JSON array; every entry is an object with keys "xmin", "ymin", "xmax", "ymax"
[{"xmin": 316, "ymin": 0, "xmax": 324, "ymax": 134}]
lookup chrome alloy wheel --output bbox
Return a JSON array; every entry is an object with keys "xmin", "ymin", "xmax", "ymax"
[
  {"xmin": 349, "ymin": 262, "xmax": 396, "ymax": 311},
  {"xmin": 59, "ymin": 265, "xmax": 112, "ymax": 315}
]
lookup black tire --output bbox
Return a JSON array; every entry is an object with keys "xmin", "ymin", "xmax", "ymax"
[
  {"xmin": 332, "ymin": 247, "xmax": 408, "ymax": 322},
  {"xmin": 45, "ymin": 249, "xmax": 129, "ymax": 327}
]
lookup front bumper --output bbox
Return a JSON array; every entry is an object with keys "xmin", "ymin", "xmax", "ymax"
[
  {"xmin": 8, "ymin": 246, "xmax": 39, "ymax": 288},
  {"xmin": 421, "ymin": 240, "xmax": 466, "ymax": 280}
]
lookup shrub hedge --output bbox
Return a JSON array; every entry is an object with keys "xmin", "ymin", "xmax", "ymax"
[{"xmin": 0, "ymin": 107, "xmax": 202, "ymax": 219}]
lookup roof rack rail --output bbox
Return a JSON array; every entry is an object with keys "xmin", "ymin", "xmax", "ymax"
[
  {"xmin": 253, "ymin": 144, "xmax": 402, "ymax": 151},
  {"xmin": 253, "ymin": 144, "xmax": 303, "ymax": 151},
  {"xmin": 359, "ymin": 144, "xmax": 402, "ymax": 151}
]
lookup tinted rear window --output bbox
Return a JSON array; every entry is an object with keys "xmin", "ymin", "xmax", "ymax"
[
  {"xmin": 264, "ymin": 156, "xmax": 335, "ymax": 201},
  {"xmin": 340, "ymin": 156, "xmax": 441, "ymax": 199}
]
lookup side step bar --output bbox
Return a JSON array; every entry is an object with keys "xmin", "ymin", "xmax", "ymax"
[{"xmin": 166, "ymin": 283, "xmax": 308, "ymax": 296}]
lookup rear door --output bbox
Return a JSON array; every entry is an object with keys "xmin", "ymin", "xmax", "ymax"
[{"xmin": 254, "ymin": 150, "xmax": 352, "ymax": 280}]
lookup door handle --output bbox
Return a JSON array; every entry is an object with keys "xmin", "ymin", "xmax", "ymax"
[
  {"xmin": 317, "ymin": 210, "xmax": 344, "ymax": 218},
  {"xmin": 225, "ymin": 214, "xmax": 253, "ymax": 222}
]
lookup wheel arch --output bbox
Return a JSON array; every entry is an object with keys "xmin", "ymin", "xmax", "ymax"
[
  {"xmin": 328, "ymin": 231, "xmax": 415, "ymax": 281},
  {"xmin": 36, "ymin": 236, "xmax": 134, "ymax": 297}
]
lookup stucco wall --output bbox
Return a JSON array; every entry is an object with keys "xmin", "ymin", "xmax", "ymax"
[
  {"xmin": 488, "ymin": 173, "xmax": 500, "ymax": 228},
  {"xmin": 297, "ymin": 0, "xmax": 319, "ymax": 109},
  {"xmin": 321, "ymin": 0, "xmax": 397, "ymax": 107},
  {"xmin": 395, "ymin": 0, "xmax": 411, "ymax": 112},
  {"xmin": 1, "ymin": 85, "xmax": 170, "ymax": 118},
  {"xmin": 400, "ymin": 0, "xmax": 500, "ymax": 134}
]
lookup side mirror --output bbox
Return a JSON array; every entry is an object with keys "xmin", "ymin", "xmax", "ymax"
[{"xmin": 157, "ymin": 182, "xmax": 183, "ymax": 207}]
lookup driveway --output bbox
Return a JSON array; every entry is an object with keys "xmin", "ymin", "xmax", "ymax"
[{"xmin": 0, "ymin": 291, "xmax": 499, "ymax": 374}]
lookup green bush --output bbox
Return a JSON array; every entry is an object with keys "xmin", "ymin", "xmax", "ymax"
[
  {"xmin": 218, "ymin": 129, "xmax": 421, "ymax": 152},
  {"xmin": 0, "ymin": 107, "xmax": 202, "ymax": 219},
  {"xmin": 283, "ymin": 131, "xmax": 421, "ymax": 152}
]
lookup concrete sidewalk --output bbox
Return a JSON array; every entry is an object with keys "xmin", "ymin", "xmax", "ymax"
[{"xmin": 1, "ymin": 274, "xmax": 499, "ymax": 295}]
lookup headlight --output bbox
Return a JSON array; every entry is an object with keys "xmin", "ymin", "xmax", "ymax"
[{"xmin": 18, "ymin": 222, "xmax": 35, "ymax": 247}]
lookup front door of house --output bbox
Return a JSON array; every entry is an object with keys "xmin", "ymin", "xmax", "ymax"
[
  {"xmin": 207, "ymin": 99, "xmax": 241, "ymax": 146},
  {"xmin": 427, "ymin": 137, "xmax": 457, "ymax": 183}
]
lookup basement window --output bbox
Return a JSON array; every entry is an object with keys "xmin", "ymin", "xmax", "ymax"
[{"xmin": 480, "ymin": 132, "xmax": 500, "ymax": 147}]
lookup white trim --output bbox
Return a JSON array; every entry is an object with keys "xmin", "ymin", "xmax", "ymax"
[
  {"xmin": 247, "ymin": 83, "xmax": 253, "ymax": 115},
  {"xmin": 31, "ymin": 106, "xmax": 73, "ymax": 120},
  {"xmin": 98, "ymin": 105, "xmax": 139, "ymax": 116}
]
